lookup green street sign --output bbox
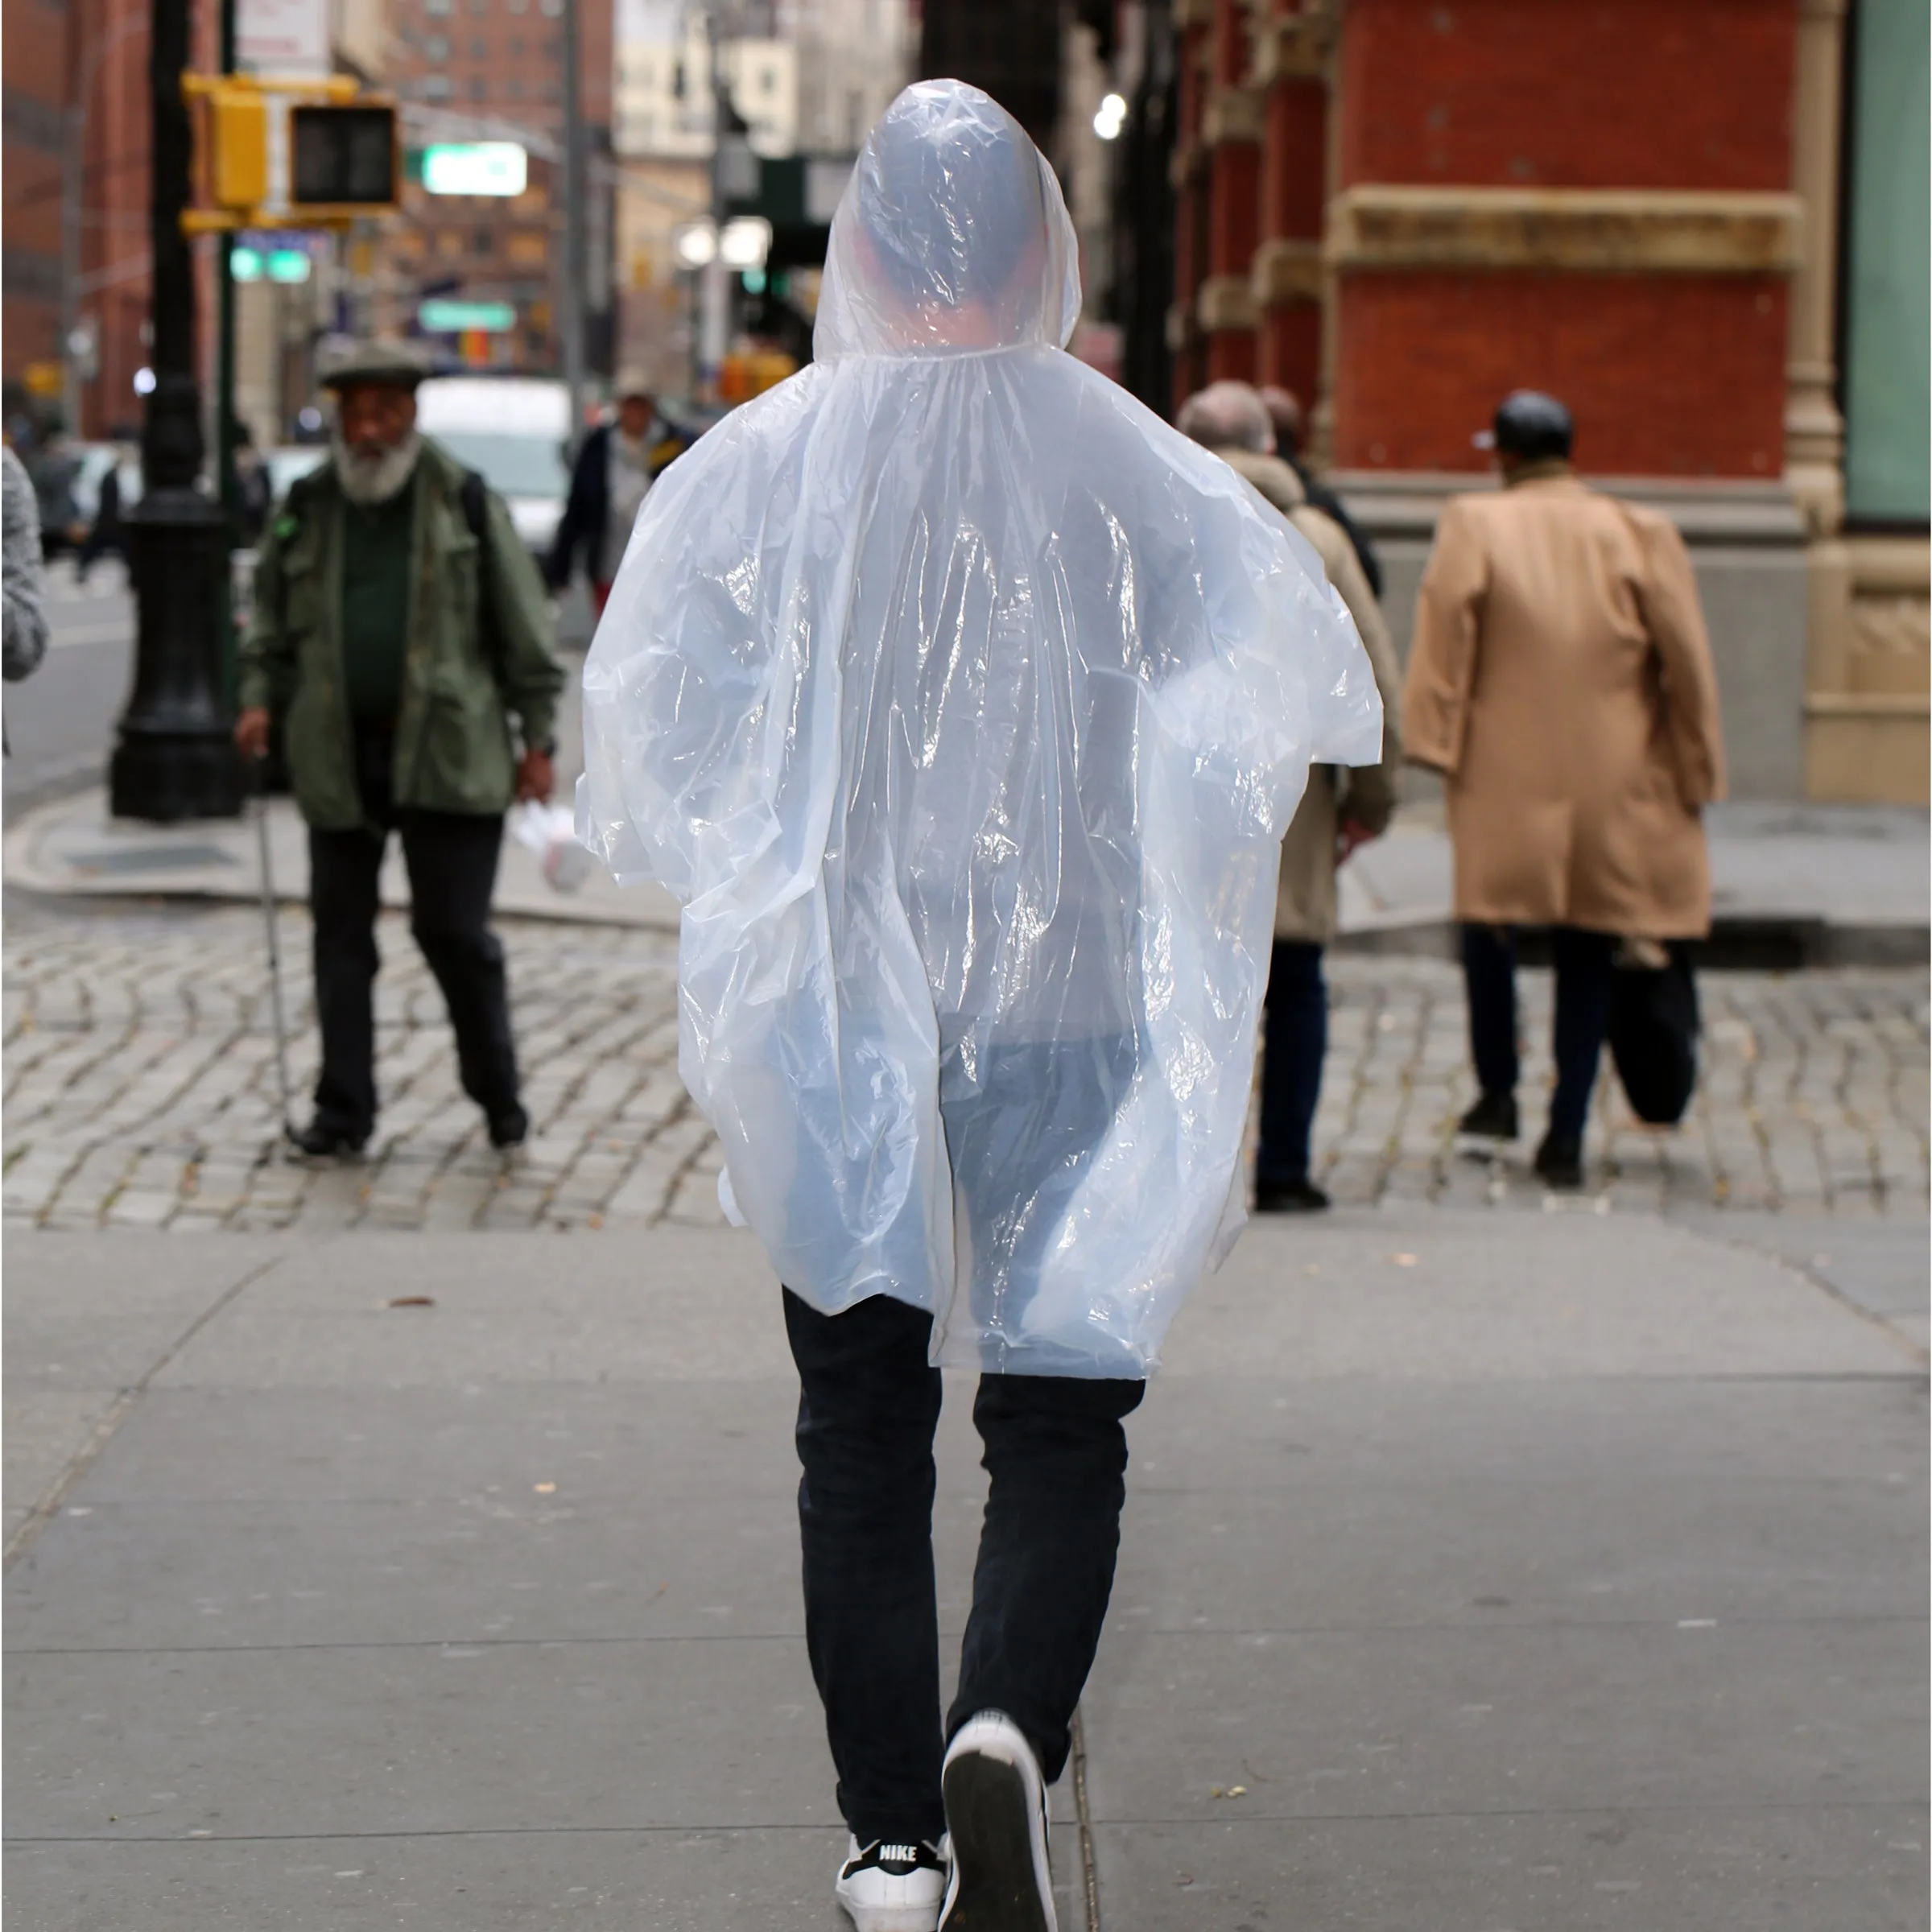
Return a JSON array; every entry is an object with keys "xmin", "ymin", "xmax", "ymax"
[
  {"xmin": 421, "ymin": 142, "xmax": 527, "ymax": 197},
  {"xmin": 418, "ymin": 298, "xmax": 518, "ymax": 333}
]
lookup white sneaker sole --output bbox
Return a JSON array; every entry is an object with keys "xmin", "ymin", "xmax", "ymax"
[
  {"xmin": 939, "ymin": 1714, "xmax": 1057, "ymax": 1932},
  {"xmin": 835, "ymin": 1891, "xmax": 944, "ymax": 1932}
]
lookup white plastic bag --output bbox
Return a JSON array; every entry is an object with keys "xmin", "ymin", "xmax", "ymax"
[
  {"xmin": 510, "ymin": 801, "xmax": 592, "ymax": 894},
  {"xmin": 579, "ymin": 80, "xmax": 1381, "ymax": 1376}
]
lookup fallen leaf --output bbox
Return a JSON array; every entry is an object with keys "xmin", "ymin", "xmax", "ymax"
[
  {"xmin": 534, "ymin": 1482, "xmax": 556, "ymax": 1494},
  {"xmin": 387, "ymin": 1295, "xmax": 436, "ymax": 1308},
  {"xmin": 1389, "ymin": 1253, "xmax": 1418, "ymax": 1268}
]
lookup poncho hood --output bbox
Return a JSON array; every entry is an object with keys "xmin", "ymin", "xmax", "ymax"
[{"xmin": 814, "ymin": 80, "xmax": 1082, "ymax": 360}]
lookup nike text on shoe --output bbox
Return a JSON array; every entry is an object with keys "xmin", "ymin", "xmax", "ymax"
[
  {"xmin": 939, "ymin": 1711, "xmax": 1057, "ymax": 1932},
  {"xmin": 835, "ymin": 1835, "xmax": 948, "ymax": 1932}
]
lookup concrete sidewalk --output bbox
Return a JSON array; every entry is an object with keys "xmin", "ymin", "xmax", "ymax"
[
  {"xmin": 8, "ymin": 787, "xmax": 1924, "ymax": 964},
  {"xmin": 6, "ymin": 1213, "xmax": 1925, "ymax": 1928}
]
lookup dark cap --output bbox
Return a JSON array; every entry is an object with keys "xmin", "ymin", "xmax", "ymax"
[
  {"xmin": 1475, "ymin": 390, "xmax": 1573, "ymax": 461},
  {"xmin": 320, "ymin": 340, "xmax": 429, "ymax": 392}
]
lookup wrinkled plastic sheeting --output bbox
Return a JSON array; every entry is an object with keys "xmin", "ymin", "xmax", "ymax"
[{"xmin": 579, "ymin": 80, "xmax": 1381, "ymax": 1377}]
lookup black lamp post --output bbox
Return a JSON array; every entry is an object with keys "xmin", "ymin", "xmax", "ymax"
[{"xmin": 109, "ymin": 0, "xmax": 242, "ymax": 822}]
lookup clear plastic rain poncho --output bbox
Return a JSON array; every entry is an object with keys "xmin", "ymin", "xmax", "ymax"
[{"xmin": 579, "ymin": 81, "xmax": 1381, "ymax": 1377}]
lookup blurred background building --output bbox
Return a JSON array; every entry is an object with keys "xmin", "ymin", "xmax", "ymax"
[{"xmin": 1158, "ymin": 0, "xmax": 1927, "ymax": 805}]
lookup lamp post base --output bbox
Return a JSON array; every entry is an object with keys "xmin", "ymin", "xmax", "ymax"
[{"xmin": 109, "ymin": 475, "xmax": 242, "ymax": 824}]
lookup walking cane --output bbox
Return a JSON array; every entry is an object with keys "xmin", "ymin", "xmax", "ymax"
[{"xmin": 250, "ymin": 757, "xmax": 298, "ymax": 1146}]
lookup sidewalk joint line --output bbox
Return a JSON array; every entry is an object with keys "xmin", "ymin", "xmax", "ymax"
[
  {"xmin": 1071, "ymin": 1703, "xmax": 1103, "ymax": 1932},
  {"xmin": 3, "ymin": 1257, "xmax": 280, "ymax": 1572}
]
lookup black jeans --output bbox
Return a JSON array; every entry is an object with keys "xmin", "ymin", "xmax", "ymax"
[
  {"xmin": 784, "ymin": 1287, "xmax": 1144, "ymax": 1847},
  {"xmin": 1257, "ymin": 939, "xmax": 1326, "ymax": 1187},
  {"xmin": 1462, "ymin": 923, "xmax": 1618, "ymax": 1141},
  {"xmin": 308, "ymin": 729, "xmax": 520, "ymax": 1138}
]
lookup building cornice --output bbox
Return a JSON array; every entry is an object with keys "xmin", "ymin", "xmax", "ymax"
[
  {"xmin": 1251, "ymin": 237, "xmax": 1323, "ymax": 308},
  {"xmin": 1196, "ymin": 273, "xmax": 1260, "ymax": 333},
  {"xmin": 1202, "ymin": 84, "xmax": 1266, "ymax": 147},
  {"xmin": 1250, "ymin": 7, "xmax": 1335, "ymax": 85},
  {"xmin": 1329, "ymin": 186, "xmax": 1803, "ymax": 275}
]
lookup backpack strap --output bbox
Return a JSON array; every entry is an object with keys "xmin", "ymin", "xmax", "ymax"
[
  {"xmin": 458, "ymin": 468, "xmax": 506, "ymax": 681},
  {"xmin": 460, "ymin": 468, "xmax": 488, "ymax": 542}
]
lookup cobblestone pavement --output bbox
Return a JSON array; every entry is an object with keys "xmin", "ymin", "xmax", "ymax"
[{"xmin": 3, "ymin": 898, "xmax": 1926, "ymax": 1233}]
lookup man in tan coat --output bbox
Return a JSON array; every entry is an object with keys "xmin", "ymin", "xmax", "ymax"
[
  {"xmin": 1403, "ymin": 390, "xmax": 1726, "ymax": 1188},
  {"xmin": 1179, "ymin": 381, "xmax": 1405, "ymax": 1212}
]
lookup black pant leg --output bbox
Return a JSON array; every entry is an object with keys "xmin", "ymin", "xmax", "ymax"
[
  {"xmin": 395, "ymin": 809, "xmax": 521, "ymax": 1122},
  {"xmin": 1460, "ymin": 922, "xmax": 1520, "ymax": 1100},
  {"xmin": 1548, "ymin": 926, "xmax": 1618, "ymax": 1141},
  {"xmin": 307, "ymin": 822, "xmax": 386, "ymax": 1137},
  {"xmin": 784, "ymin": 1287, "xmax": 947, "ymax": 1847},
  {"xmin": 1257, "ymin": 939, "xmax": 1327, "ymax": 1187},
  {"xmin": 948, "ymin": 1371, "xmax": 1145, "ymax": 1785}
]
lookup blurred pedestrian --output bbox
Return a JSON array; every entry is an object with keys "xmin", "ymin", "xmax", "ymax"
[
  {"xmin": 1403, "ymin": 390, "xmax": 1725, "ymax": 1188},
  {"xmin": 1180, "ymin": 381, "xmax": 1404, "ymax": 1212},
  {"xmin": 1258, "ymin": 384, "xmax": 1383, "ymax": 597},
  {"xmin": 580, "ymin": 85, "xmax": 1381, "ymax": 1932},
  {"xmin": 233, "ymin": 420, "xmax": 272, "ymax": 545},
  {"xmin": 547, "ymin": 369, "xmax": 685, "ymax": 617},
  {"xmin": 76, "ymin": 434, "xmax": 134, "ymax": 582},
  {"xmin": 3, "ymin": 444, "xmax": 50, "ymax": 711},
  {"xmin": 234, "ymin": 341, "xmax": 564, "ymax": 1159}
]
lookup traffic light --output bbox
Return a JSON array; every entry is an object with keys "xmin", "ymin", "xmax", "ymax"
[
  {"xmin": 208, "ymin": 85, "xmax": 269, "ymax": 208},
  {"xmin": 183, "ymin": 76, "xmax": 400, "ymax": 231},
  {"xmin": 291, "ymin": 104, "xmax": 398, "ymax": 208}
]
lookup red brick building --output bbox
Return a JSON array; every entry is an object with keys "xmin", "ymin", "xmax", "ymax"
[{"xmin": 1169, "ymin": 0, "xmax": 1927, "ymax": 803}]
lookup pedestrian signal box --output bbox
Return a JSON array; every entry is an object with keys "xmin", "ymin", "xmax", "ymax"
[
  {"xmin": 183, "ymin": 76, "xmax": 401, "ymax": 233},
  {"xmin": 291, "ymin": 104, "xmax": 398, "ymax": 208}
]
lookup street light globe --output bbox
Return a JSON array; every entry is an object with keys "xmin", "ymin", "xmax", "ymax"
[
  {"xmin": 719, "ymin": 215, "xmax": 773, "ymax": 270},
  {"xmin": 132, "ymin": 367, "xmax": 157, "ymax": 396},
  {"xmin": 1094, "ymin": 93, "xmax": 1128, "ymax": 141},
  {"xmin": 674, "ymin": 222, "xmax": 718, "ymax": 270}
]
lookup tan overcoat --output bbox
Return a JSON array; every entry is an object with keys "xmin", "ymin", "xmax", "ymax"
[
  {"xmin": 1403, "ymin": 465, "xmax": 1726, "ymax": 939},
  {"xmin": 1223, "ymin": 448, "xmax": 1404, "ymax": 943}
]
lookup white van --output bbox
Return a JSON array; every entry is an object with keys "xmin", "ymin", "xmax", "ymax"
[{"xmin": 413, "ymin": 375, "xmax": 572, "ymax": 559}]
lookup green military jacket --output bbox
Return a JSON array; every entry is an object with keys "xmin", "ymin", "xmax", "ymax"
[{"xmin": 238, "ymin": 436, "xmax": 564, "ymax": 830}]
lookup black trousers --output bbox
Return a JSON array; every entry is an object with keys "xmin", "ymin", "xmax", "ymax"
[
  {"xmin": 1462, "ymin": 923, "xmax": 1617, "ymax": 1142},
  {"xmin": 1257, "ymin": 939, "xmax": 1326, "ymax": 1187},
  {"xmin": 308, "ymin": 731, "xmax": 520, "ymax": 1139},
  {"xmin": 784, "ymin": 1287, "xmax": 1144, "ymax": 1848}
]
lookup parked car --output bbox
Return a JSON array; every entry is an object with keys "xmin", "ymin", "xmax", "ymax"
[
  {"xmin": 413, "ymin": 376, "xmax": 571, "ymax": 558},
  {"xmin": 264, "ymin": 445, "xmax": 328, "ymax": 505}
]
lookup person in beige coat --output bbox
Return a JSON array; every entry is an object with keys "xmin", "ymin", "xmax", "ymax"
[
  {"xmin": 1179, "ymin": 380, "xmax": 1405, "ymax": 1212},
  {"xmin": 1403, "ymin": 389, "xmax": 1726, "ymax": 1188}
]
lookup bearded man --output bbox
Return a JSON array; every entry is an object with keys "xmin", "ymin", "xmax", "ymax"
[{"xmin": 236, "ymin": 341, "xmax": 564, "ymax": 1158}]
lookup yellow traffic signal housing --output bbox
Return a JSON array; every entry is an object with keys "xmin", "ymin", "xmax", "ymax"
[
  {"xmin": 209, "ymin": 85, "xmax": 269, "ymax": 209},
  {"xmin": 181, "ymin": 76, "xmax": 399, "ymax": 233}
]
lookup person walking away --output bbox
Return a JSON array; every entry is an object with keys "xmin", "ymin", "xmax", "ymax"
[
  {"xmin": 76, "ymin": 438, "xmax": 131, "ymax": 583},
  {"xmin": 3, "ymin": 444, "xmax": 50, "ymax": 733},
  {"xmin": 1179, "ymin": 381, "xmax": 1404, "ymax": 1212},
  {"xmin": 234, "ymin": 341, "xmax": 564, "ymax": 1158},
  {"xmin": 578, "ymin": 83, "xmax": 1382, "ymax": 1932},
  {"xmin": 1257, "ymin": 384, "xmax": 1383, "ymax": 598},
  {"xmin": 1402, "ymin": 389, "xmax": 1725, "ymax": 1189},
  {"xmin": 547, "ymin": 370, "xmax": 686, "ymax": 617},
  {"xmin": 233, "ymin": 420, "xmax": 273, "ymax": 544}
]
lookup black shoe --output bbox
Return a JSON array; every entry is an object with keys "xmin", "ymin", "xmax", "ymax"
[
  {"xmin": 940, "ymin": 1711, "xmax": 1055, "ymax": 1932},
  {"xmin": 1254, "ymin": 1177, "xmax": 1331, "ymax": 1214},
  {"xmin": 292, "ymin": 1119, "xmax": 368, "ymax": 1159},
  {"xmin": 1458, "ymin": 1092, "xmax": 1519, "ymax": 1141},
  {"xmin": 1534, "ymin": 1130, "xmax": 1584, "ymax": 1190},
  {"xmin": 487, "ymin": 1104, "xmax": 529, "ymax": 1151}
]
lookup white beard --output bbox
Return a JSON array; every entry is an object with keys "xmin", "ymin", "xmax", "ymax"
[{"xmin": 333, "ymin": 430, "xmax": 421, "ymax": 506}]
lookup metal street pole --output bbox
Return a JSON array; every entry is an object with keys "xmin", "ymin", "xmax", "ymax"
[
  {"xmin": 558, "ymin": 0, "xmax": 586, "ymax": 438},
  {"xmin": 109, "ymin": 0, "xmax": 242, "ymax": 822}
]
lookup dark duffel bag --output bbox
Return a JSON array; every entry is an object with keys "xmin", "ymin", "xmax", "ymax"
[{"xmin": 1608, "ymin": 942, "xmax": 1700, "ymax": 1125}]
